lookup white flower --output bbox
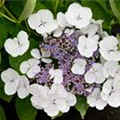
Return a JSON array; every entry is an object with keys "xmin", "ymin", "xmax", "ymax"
[
  {"xmin": 29, "ymin": 83, "xmax": 76, "ymax": 117},
  {"xmin": 87, "ymin": 88, "xmax": 107, "ymax": 110},
  {"xmin": 71, "ymin": 58, "xmax": 86, "ymax": 75},
  {"xmin": 28, "ymin": 9, "xmax": 58, "ymax": 35},
  {"xmin": 20, "ymin": 58, "xmax": 41, "ymax": 78},
  {"xmin": 29, "ymin": 84, "xmax": 50, "ymax": 109},
  {"xmin": 65, "ymin": 3, "xmax": 92, "ymax": 29},
  {"xmin": 1, "ymin": 68, "xmax": 29, "ymax": 99},
  {"xmin": 1, "ymin": 68, "xmax": 20, "ymax": 95},
  {"xmin": 49, "ymin": 68, "xmax": 63, "ymax": 84},
  {"xmin": 101, "ymin": 76, "xmax": 120, "ymax": 108},
  {"xmin": 53, "ymin": 27, "xmax": 64, "ymax": 37},
  {"xmin": 103, "ymin": 61, "xmax": 119, "ymax": 78},
  {"xmin": 77, "ymin": 35, "xmax": 99, "ymax": 58},
  {"xmin": 31, "ymin": 48, "xmax": 52, "ymax": 63},
  {"xmin": 81, "ymin": 24, "xmax": 98, "ymax": 37},
  {"xmin": 4, "ymin": 31, "xmax": 29, "ymax": 57},
  {"xmin": 45, "ymin": 84, "xmax": 76, "ymax": 116},
  {"xmin": 85, "ymin": 63, "xmax": 105, "ymax": 84},
  {"xmin": 99, "ymin": 36, "xmax": 120, "ymax": 61}
]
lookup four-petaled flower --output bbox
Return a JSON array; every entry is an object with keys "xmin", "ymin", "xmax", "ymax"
[
  {"xmin": 4, "ymin": 31, "xmax": 30, "ymax": 57},
  {"xmin": 99, "ymin": 36, "xmax": 120, "ymax": 61},
  {"xmin": 85, "ymin": 63, "xmax": 105, "ymax": 84},
  {"xmin": 77, "ymin": 35, "xmax": 99, "ymax": 58},
  {"xmin": 31, "ymin": 48, "xmax": 52, "ymax": 63},
  {"xmin": 49, "ymin": 68, "xmax": 63, "ymax": 84},
  {"xmin": 1, "ymin": 68, "xmax": 29, "ymax": 99},
  {"xmin": 65, "ymin": 3, "xmax": 92, "ymax": 29},
  {"xmin": 71, "ymin": 58, "xmax": 86, "ymax": 75},
  {"xmin": 20, "ymin": 58, "xmax": 41, "ymax": 78},
  {"xmin": 28, "ymin": 10, "xmax": 58, "ymax": 35}
]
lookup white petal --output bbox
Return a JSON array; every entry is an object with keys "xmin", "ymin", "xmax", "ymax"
[
  {"xmin": 85, "ymin": 72, "xmax": 96, "ymax": 84},
  {"xmin": 55, "ymin": 98, "xmax": 68, "ymax": 111},
  {"xmin": 29, "ymin": 84, "xmax": 42, "ymax": 95},
  {"xmin": 4, "ymin": 38, "xmax": 19, "ymax": 57},
  {"xmin": 28, "ymin": 13, "xmax": 40, "ymax": 30},
  {"xmin": 110, "ymin": 51, "xmax": 120, "ymax": 61},
  {"xmin": 27, "ymin": 69, "xmax": 36, "ymax": 78},
  {"xmin": 17, "ymin": 31, "xmax": 28, "ymax": 45},
  {"xmin": 1, "ymin": 68, "xmax": 20, "ymax": 83},
  {"xmin": 4, "ymin": 81, "xmax": 18, "ymax": 95},
  {"xmin": 28, "ymin": 58, "xmax": 40, "ymax": 66},
  {"xmin": 38, "ymin": 9, "xmax": 53, "ymax": 21},
  {"xmin": 31, "ymin": 49, "xmax": 41, "ymax": 59},
  {"xmin": 87, "ymin": 96, "xmax": 96, "ymax": 107},
  {"xmin": 102, "ymin": 79, "xmax": 113, "ymax": 95},
  {"xmin": 17, "ymin": 87, "xmax": 29, "ymax": 99},
  {"xmin": 66, "ymin": 93, "xmax": 77, "ymax": 106},
  {"xmin": 108, "ymin": 91, "xmax": 120, "ymax": 107},
  {"xmin": 20, "ymin": 61, "xmax": 30, "ymax": 74},
  {"xmin": 32, "ymin": 65, "xmax": 41, "ymax": 74},
  {"xmin": 103, "ymin": 61, "xmax": 119, "ymax": 78},
  {"xmin": 96, "ymin": 99, "xmax": 107, "ymax": 110},
  {"xmin": 101, "ymin": 92, "xmax": 109, "ymax": 101},
  {"xmin": 53, "ymin": 77, "xmax": 63, "ymax": 84},
  {"xmin": 53, "ymin": 27, "xmax": 63, "ymax": 37},
  {"xmin": 41, "ymin": 58, "xmax": 52, "ymax": 63},
  {"xmin": 19, "ymin": 41, "xmax": 30, "ymax": 56},
  {"xmin": 44, "ymin": 104, "xmax": 59, "ymax": 117}
]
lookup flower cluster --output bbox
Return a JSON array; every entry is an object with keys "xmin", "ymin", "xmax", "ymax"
[{"xmin": 1, "ymin": 3, "xmax": 120, "ymax": 117}]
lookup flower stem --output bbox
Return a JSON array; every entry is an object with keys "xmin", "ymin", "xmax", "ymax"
[
  {"xmin": 2, "ymin": 5, "xmax": 19, "ymax": 23},
  {"xmin": 54, "ymin": 0, "xmax": 59, "ymax": 15},
  {"xmin": 0, "ymin": 12, "xmax": 16, "ymax": 23}
]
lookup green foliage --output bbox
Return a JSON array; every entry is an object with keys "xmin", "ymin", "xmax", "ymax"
[
  {"xmin": 0, "ymin": 80, "xmax": 13, "ymax": 102},
  {"xmin": 15, "ymin": 97, "xmax": 37, "ymax": 120},
  {"xmin": 0, "ymin": 105, "xmax": 6, "ymax": 120},
  {"xmin": 19, "ymin": 0, "xmax": 37, "ymax": 22},
  {"xmin": 81, "ymin": 0, "xmax": 112, "ymax": 29},
  {"xmin": 75, "ymin": 96, "xmax": 89, "ymax": 119},
  {"xmin": 0, "ymin": 18, "xmax": 7, "ymax": 49},
  {"xmin": 109, "ymin": 0, "xmax": 120, "ymax": 23}
]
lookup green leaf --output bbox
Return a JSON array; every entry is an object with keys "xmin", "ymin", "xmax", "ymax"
[
  {"xmin": 75, "ymin": 96, "xmax": 89, "ymax": 119},
  {"xmin": 52, "ymin": 112, "xmax": 63, "ymax": 120},
  {"xmin": 19, "ymin": 0, "xmax": 37, "ymax": 22},
  {"xmin": 0, "ymin": 51, "xmax": 1, "ymax": 67},
  {"xmin": 16, "ymin": 97, "xmax": 37, "ymax": 120},
  {"xmin": 0, "ymin": 105, "xmax": 6, "ymax": 120},
  {"xmin": 109, "ymin": 0, "xmax": 120, "ymax": 23},
  {"xmin": 81, "ymin": 0, "xmax": 112, "ymax": 29},
  {"xmin": 0, "ymin": 18, "xmax": 7, "ymax": 49},
  {"xmin": 9, "ymin": 38, "xmax": 39, "ymax": 73},
  {"xmin": 6, "ymin": 1, "xmax": 24, "ymax": 18},
  {"xmin": 34, "ymin": 1, "xmax": 46, "ymax": 12}
]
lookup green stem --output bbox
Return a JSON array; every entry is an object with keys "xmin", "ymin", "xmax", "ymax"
[
  {"xmin": 0, "ymin": 12, "xmax": 16, "ymax": 23},
  {"xmin": 54, "ymin": 0, "xmax": 59, "ymax": 15},
  {"xmin": 2, "ymin": 5, "xmax": 19, "ymax": 23},
  {"xmin": 25, "ymin": 20, "xmax": 30, "ymax": 32}
]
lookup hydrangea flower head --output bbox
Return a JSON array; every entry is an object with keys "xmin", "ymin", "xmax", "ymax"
[{"xmin": 1, "ymin": 2, "xmax": 120, "ymax": 118}]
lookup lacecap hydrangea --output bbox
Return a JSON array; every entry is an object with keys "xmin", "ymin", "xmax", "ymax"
[{"xmin": 1, "ymin": 3, "xmax": 120, "ymax": 117}]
